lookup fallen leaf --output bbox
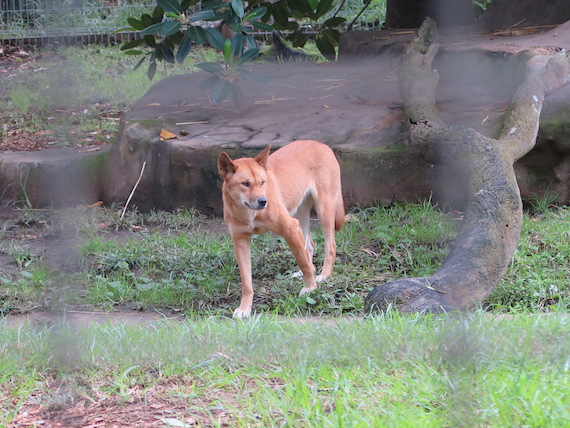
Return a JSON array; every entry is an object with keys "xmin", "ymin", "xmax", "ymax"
[
  {"xmin": 161, "ymin": 417, "xmax": 194, "ymax": 427},
  {"xmin": 160, "ymin": 129, "xmax": 178, "ymax": 141}
]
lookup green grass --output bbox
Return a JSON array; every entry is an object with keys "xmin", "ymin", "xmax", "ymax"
[
  {"xmin": 1, "ymin": 202, "xmax": 568, "ymax": 425},
  {"xmin": 489, "ymin": 207, "xmax": 570, "ymax": 311},
  {"xmin": 1, "ymin": 312, "xmax": 569, "ymax": 426},
  {"xmin": 0, "ymin": 202, "xmax": 568, "ymax": 317}
]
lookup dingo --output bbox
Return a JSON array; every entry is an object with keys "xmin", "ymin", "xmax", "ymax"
[{"xmin": 217, "ymin": 140, "xmax": 345, "ymax": 318}]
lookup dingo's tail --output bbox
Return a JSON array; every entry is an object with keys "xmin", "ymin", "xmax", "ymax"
[{"xmin": 334, "ymin": 191, "xmax": 345, "ymax": 231}]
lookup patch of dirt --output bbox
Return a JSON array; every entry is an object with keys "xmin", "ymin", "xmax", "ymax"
[
  {"xmin": 3, "ymin": 308, "xmax": 182, "ymax": 329},
  {"xmin": 0, "ymin": 206, "xmax": 83, "ymax": 279},
  {"xmin": 10, "ymin": 376, "xmax": 234, "ymax": 427},
  {"xmin": 0, "ymin": 44, "xmax": 35, "ymax": 79}
]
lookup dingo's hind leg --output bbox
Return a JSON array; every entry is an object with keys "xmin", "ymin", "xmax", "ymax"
[
  {"xmin": 314, "ymin": 197, "xmax": 340, "ymax": 282},
  {"xmin": 291, "ymin": 197, "xmax": 315, "ymax": 280}
]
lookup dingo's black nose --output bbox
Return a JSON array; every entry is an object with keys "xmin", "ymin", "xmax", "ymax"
[{"xmin": 258, "ymin": 197, "xmax": 267, "ymax": 208}]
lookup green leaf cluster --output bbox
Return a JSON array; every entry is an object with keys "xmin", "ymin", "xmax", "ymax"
[{"xmin": 121, "ymin": 0, "xmax": 348, "ymax": 103}]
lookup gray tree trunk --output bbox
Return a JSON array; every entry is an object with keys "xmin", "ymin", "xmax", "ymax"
[{"xmin": 365, "ymin": 18, "xmax": 570, "ymax": 314}]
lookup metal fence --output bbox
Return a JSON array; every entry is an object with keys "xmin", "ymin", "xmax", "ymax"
[
  {"xmin": 1, "ymin": 0, "xmax": 386, "ymax": 45},
  {"xmin": 1, "ymin": 0, "xmax": 155, "ymax": 44}
]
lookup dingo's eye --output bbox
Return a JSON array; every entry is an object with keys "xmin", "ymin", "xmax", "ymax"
[
  {"xmin": 261, "ymin": 180, "xmax": 266, "ymax": 185},
  {"xmin": 242, "ymin": 181, "xmax": 251, "ymax": 188}
]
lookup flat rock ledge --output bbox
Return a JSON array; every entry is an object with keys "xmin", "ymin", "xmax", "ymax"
[{"xmin": 1, "ymin": 27, "xmax": 570, "ymax": 211}]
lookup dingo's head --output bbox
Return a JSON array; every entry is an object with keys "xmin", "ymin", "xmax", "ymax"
[{"xmin": 218, "ymin": 146, "xmax": 271, "ymax": 211}]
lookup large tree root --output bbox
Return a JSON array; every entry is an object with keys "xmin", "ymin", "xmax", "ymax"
[{"xmin": 365, "ymin": 18, "xmax": 570, "ymax": 314}]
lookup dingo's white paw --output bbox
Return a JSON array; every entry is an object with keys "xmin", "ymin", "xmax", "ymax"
[
  {"xmin": 316, "ymin": 274, "xmax": 328, "ymax": 283},
  {"xmin": 299, "ymin": 286, "xmax": 316, "ymax": 296},
  {"xmin": 291, "ymin": 270, "xmax": 303, "ymax": 279},
  {"xmin": 233, "ymin": 307, "xmax": 251, "ymax": 319}
]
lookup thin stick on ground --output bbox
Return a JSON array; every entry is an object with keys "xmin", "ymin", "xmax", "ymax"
[{"xmin": 121, "ymin": 161, "xmax": 146, "ymax": 220}]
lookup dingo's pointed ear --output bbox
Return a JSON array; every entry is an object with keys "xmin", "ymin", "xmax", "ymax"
[
  {"xmin": 218, "ymin": 152, "xmax": 236, "ymax": 178},
  {"xmin": 254, "ymin": 145, "xmax": 271, "ymax": 169}
]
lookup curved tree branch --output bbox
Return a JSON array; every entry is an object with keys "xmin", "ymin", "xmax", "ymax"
[{"xmin": 365, "ymin": 18, "xmax": 570, "ymax": 314}]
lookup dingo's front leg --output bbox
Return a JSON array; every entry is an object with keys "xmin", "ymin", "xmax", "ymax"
[{"xmin": 232, "ymin": 235, "xmax": 254, "ymax": 318}]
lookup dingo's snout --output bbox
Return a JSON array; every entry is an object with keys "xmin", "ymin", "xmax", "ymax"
[{"xmin": 246, "ymin": 196, "xmax": 268, "ymax": 210}]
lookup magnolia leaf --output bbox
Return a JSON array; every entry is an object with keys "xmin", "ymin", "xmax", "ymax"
[
  {"xmin": 251, "ymin": 21, "xmax": 273, "ymax": 31},
  {"xmin": 204, "ymin": 27, "xmax": 225, "ymax": 50},
  {"xmin": 238, "ymin": 47, "xmax": 260, "ymax": 65},
  {"xmin": 315, "ymin": 0, "xmax": 333, "ymax": 18},
  {"xmin": 231, "ymin": 33, "xmax": 244, "ymax": 56},
  {"xmin": 141, "ymin": 22, "xmax": 164, "ymax": 36},
  {"xmin": 244, "ymin": 6, "xmax": 267, "ymax": 21},
  {"xmin": 133, "ymin": 56, "xmax": 146, "ymax": 71},
  {"xmin": 230, "ymin": 82, "xmax": 242, "ymax": 105},
  {"xmin": 158, "ymin": 44, "xmax": 175, "ymax": 63},
  {"xmin": 196, "ymin": 62, "xmax": 225, "ymax": 73},
  {"xmin": 157, "ymin": 0, "xmax": 181, "ymax": 14},
  {"xmin": 181, "ymin": 0, "xmax": 199, "ymax": 10},
  {"xmin": 211, "ymin": 78, "xmax": 233, "ymax": 104},
  {"xmin": 191, "ymin": 9, "xmax": 216, "ymax": 21},
  {"xmin": 288, "ymin": 31, "xmax": 309, "ymax": 48},
  {"xmin": 140, "ymin": 13, "xmax": 154, "ymax": 27},
  {"xmin": 271, "ymin": 1, "xmax": 290, "ymax": 28},
  {"xmin": 143, "ymin": 34, "xmax": 157, "ymax": 47},
  {"xmin": 323, "ymin": 16, "xmax": 346, "ymax": 28},
  {"xmin": 161, "ymin": 20, "xmax": 181, "ymax": 38},
  {"xmin": 147, "ymin": 61, "xmax": 157, "ymax": 79},
  {"xmin": 176, "ymin": 32, "xmax": 192, "ymax": 64},
  {"xmin": 121, "ymin": 39, "xmax": 145, "ymax": 50},
  {"xmin": 230, "ymin": 0, "xmax": 244, "ymax": 18},
  {"xmin": 166, "ymin": 30, "xmax": 184, "ymax": 45},
  {"xmin": 316, "ymin": 33, "xmax": 336, "ymax": 60},
  {"xmin": 291, "ymin": 0, "xmax": 313, "ymax": 14},
  {"xmin": 322, "ymin": 28, "xmax": 341, "ymax": 43},
  {"xmin": 152, "ymin": 5, "xmax": 164, "ymax": 21},
  {"xmin": 127, "ymin": 17, "xmax": 144, "ymax": 31},
  {"xmin": 244, "ymin": 33, "xmax": 256, "ymax": 51},
  {"xmin": 188, "ymin": 26, "xmax": 206, "ymax": 45}
]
